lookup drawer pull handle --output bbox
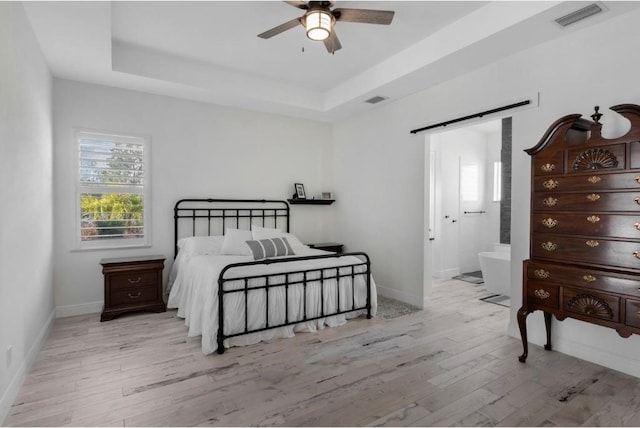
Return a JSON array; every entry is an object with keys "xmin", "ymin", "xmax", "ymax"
[
  {"xmin": 127, "ymin": 276, "xmax": 142, "ymax": 284},
  {"xmin": 587, "ymin": 215, "xmax": 600, "ymax": 223},
  {"xmin": 635, "ymin": 176, "xmax": 640, "ymax": 184},
  {"xmin": 542, "ymin": 197, "xmax": 558, "ymax": 207},
  {"xmin": 583, "ymin": 274, "xmax": 597, "ymax": 282},
  {"xmin": 542, "ymin": 218, "xmax": 558, "ymax": 228},
  {"xmin": 587, "ymin": 193, "xmax": 601, "ymax": 202},
  {"xmin": 588, "ymin": 176, "xmax": 601, "ymax": 184},
  {"xmin": 586, "ymin": 240, "xmax": 600, "ymax": 248},
  {"xmin": 635, "ymin": 223, "xmax": 640, "ymax": 231},
  {"xmin": 543, "ymin": 179, "xmax": 559, "ymax": 190},
  {"xmin": 128, "ymin": 292, "xmax": 142, "ymax": 299},
  {"xmin": 636, "ymin": 197, "xmax": 640, "ymax": 205},
  {"xmin": 541, "ymin": 163, "xmax": 555, "ymax": 172},
  {"xmin": 534, "ymin": 289, "xmax": 551, "ymax": 299},
  {"xmin": 634, "ymin": 251, "xmax": 640, "ymax": 260},
  {"xmin": 534, "ymin": 269, "xmax": 549, "ymax": 279},
  {"xmin": 541, "ymin": 241, "xmax": 557, "ymax": 252}
]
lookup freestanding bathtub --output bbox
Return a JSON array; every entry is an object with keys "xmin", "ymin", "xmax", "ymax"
[{"xmin": 478, "ymin": 244, "xmax": 511, "ymax": 296}]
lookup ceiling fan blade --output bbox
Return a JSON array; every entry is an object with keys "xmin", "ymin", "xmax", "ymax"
[
  {"xmin": 283, "ymin": 1, "xmax": 308, "ymax": 10},
  {"xmin": 333, "ymin": 8, "xmax": 395, "ymax": 25},
  {"xmin": 323, "ymin": 30, "xmax": 342, "ymax": 54},
  {"xmin": 258, "ymin": 17, "xmax": 302, "ymax": 39}
]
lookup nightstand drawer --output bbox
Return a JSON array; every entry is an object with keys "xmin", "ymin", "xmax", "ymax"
[
  {"xmin": 110, "ymin": 271, "xmax": 158, "ymax": 290},
  {"xmin": 110, "ymin": 285, "xmax": 159, "ymax": 307}
]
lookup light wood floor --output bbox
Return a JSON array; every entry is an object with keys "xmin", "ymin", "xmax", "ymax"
[{"xmin": 5, "ymin": 279, "xmax": 640, "ymax": 427}]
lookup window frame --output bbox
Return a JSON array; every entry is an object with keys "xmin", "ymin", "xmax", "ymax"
[{"xmin": 74, "ymin": 129, "xmax": 152, "ymax": 250}]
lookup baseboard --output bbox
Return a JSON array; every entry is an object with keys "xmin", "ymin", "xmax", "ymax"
[
  {"xmin": 376, "ymin": 283, "xmax": 421, "ymax": 308},
  {"xmin": 56, "ymin": 301, "xmax": 102, "ymax": 318},
  {"xmin": 432, "ymin": 267, "xmax": 460, "ymax": 280},
  {"xmin": 0, "ymin": 307, "xmax": 55, "ymax": 425},
  {"xmin": 507, "ymin": 315, "xmax": 640, "ymax": 378}
]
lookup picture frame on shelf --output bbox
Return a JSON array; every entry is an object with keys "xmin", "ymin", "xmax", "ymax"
[{"xmin": 294, "ymin": 183, "xmax": 306, "ymax": 199}]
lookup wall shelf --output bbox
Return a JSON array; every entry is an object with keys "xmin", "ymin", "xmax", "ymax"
[{"xmin": 287, "ymin": 199, "xmax": 334, "ymax": 205}]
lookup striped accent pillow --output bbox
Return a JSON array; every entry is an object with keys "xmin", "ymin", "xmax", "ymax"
[{"xmin": 245, "ymin": 237, "xmax": 295, "ymax": 260}]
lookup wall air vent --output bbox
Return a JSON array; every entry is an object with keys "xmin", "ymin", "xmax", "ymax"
[
  {"xmin": 554, "ymin": 3, "xmax": 602, "ymax": 27},
  {"xmin": 365, "ymin": 96, "xmax": 388, "ymax": 104}
]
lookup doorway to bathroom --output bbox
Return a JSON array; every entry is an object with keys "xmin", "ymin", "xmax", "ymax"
[{"xmin": 427, "ymin": 117, "xmax": 511, "ymax": 299}]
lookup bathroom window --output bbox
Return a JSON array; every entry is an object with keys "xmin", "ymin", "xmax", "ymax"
[
  {"xmin": 493, "ymin": 161, "xmax": 502, "ymax": 202},
  {"xmin": 460, "ymin": 164, "xmax": 479, "ymax": 202}
]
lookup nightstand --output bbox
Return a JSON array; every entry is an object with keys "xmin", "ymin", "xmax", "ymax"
[
  {"xmin": 308, "ymin": 243, "xmax": 343, "ymax": 254},
  {"xmin": 100, "ymin": 255, "xmax": 166, "ymax": 321}
]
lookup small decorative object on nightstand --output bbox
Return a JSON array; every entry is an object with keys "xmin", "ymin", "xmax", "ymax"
[
  {"xmin": 308, "ymin": 243, "xmax": 343, "ymax": 254},
  {"xmin": 100, "ymin": 255, "xmax": 166, "ymax": 322}
]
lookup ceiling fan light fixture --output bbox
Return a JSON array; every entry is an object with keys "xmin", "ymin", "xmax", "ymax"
[{"xmin": 304, "ymin": 9, "xmax": 334, "ymax": 41}]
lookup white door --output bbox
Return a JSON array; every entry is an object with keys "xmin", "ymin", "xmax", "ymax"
[{"xmin": 458, "ymin": 157, "xmax": 485, "ymax": 273}]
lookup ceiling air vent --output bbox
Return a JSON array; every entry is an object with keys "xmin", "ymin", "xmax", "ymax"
[
  {"xmin": 365, "ymin": 95, "xmax": 388, "ymax": 104},
  {"xmin": 555, "ymin": 3, "xmax": 602, "ymax": 27}
]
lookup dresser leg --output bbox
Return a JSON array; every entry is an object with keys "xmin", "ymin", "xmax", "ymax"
[
  {"xmin": 517, "ymin": 306, "xmax": 531, "ymax": 363},
  {"xmin": 544, "ymin": 311, "xmax": 552, "ymax": 351}
]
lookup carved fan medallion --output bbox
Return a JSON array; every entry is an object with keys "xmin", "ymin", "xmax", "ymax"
[
  {"xmin": 566, "ymin": 294, "xmax": 613, "ymax": 319},
  {"xmin": 572, "ymin": 148, "xmax": 619, "ymax": 171}
]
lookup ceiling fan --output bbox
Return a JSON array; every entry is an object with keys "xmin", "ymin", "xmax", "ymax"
[{"xmin": 257, "ymin": 1, "xmax": 395, "ymax": 54}]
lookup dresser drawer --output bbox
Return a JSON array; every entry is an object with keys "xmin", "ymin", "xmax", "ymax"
[
  {"xmin": 534, "ymin": 151, "xmax": 564, "ymax": 176},
  {"xmin": 532, "ymin": 190, "xmax": 640, "ymax": 211},
  {"xmin": 110, "ymin": 285, "xmax": 159, "ymax": 307},
  {"xmin": 562, "ymin": 287, "xmax": 620, "ymax": 323},
  {"xmin": 533, "ymin": 213, "xmax": 640, "ymax": 239},
  {"xmin": 525, "ymin": 280, "xmax": 559, "ymax": 309},
  {"xmin": 527, "ymin": 261, "xmax": 640, "ymax": 297},
  {"xmin": 566, "ymin": 144, "xmax": 626, "ymax": 174},
  {"xmin": 532, "ymin": 233, "xmax": 640, "ymax": 270},
  {"xmin": 625, "ymin": 300, "xmax": 640, "ymax": 328},
  {"xmin": 109, "ymin": 271, "xmax": 158, "ymax": 290},
  {"xmin": 532, "ymin": 171, "xmax": 640, "ymax": 192}
]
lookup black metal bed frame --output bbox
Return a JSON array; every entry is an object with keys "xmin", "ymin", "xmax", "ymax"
[{"xmin": 174, "ymin": 198, "xmax": 372, "ymax": 354}]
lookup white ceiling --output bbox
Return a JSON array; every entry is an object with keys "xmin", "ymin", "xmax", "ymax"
[{"xmin": 22, "ymin": 1, "xmax": 640, "ymax": 122}]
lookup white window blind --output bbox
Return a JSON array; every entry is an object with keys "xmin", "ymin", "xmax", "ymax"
[
  {"xmin": 460, "ymin": 164, "xmax": 479, "ymax": 202},
  {"xmin": 77, "ymin": 130, "xmax": 150, "ymax": 249}
]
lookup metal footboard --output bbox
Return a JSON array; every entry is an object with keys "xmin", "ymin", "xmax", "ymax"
[{"xmin": 216, "ymin": 252, "xmax": 372, "ymax": 354}]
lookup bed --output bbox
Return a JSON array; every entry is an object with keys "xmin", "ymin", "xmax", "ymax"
[{"xmin": 167, "ymin": 198, "xmax": 377, "ymax": 354}]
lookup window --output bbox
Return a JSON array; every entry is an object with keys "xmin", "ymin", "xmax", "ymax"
[
  {"xmin": 76, "ymin": 130, "xmax": 150, "ymax": 249},
  {"xmin": 460, "ymin": 164, "xmax": 479, "ymax": 202},
  {"xmin": 493, "ymin": 161, "xmax": 502, "ymax": 202}
]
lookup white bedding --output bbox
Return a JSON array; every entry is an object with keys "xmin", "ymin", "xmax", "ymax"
[{"xmin": 167, "ymin": 248, "xmax": 377, "ymax": 354}]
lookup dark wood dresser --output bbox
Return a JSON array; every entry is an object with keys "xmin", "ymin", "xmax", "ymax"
[
  {"xmin": 100, "ymin": 255, "xmax": 166, "ymax": 321},
  {"xmin": 518, "ymin": 104, "xmax": 640, "ymax": 362}
]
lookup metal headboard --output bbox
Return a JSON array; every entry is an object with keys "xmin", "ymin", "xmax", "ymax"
[{"xmin": 173, "ymin": 198, "xmax": 290, "ymax": 258}]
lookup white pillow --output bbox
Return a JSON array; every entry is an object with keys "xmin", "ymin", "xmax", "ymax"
[
  {"xmin": 251, "ymin": 225, "xmax": 308, "ymax": 251},
  {"xmin": 220, "ymin": 228, "xmax": 253, "ymax": 256},
  {"xmin": 251, "ymin": 225, "xmax": 283, "ymax": 240},
  {"xmin": 177, "ymin": 236, "xmax": 224, "ymax": 256},
  {"xmin": 282, "ymin": 233, "xmax": 308, "ymax": 251}
]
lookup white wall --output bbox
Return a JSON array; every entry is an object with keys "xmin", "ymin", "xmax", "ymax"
[
  {"xmin": 0, "ymin": 2, "xmax": 53, "ymax": 422},
  {"xmin": 332, "ymin": 9, "xmax": 640, "ymax": 376},
  {"xmin": 53, "ymin": 80, "xmax": 334, "ymax": 317}
]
